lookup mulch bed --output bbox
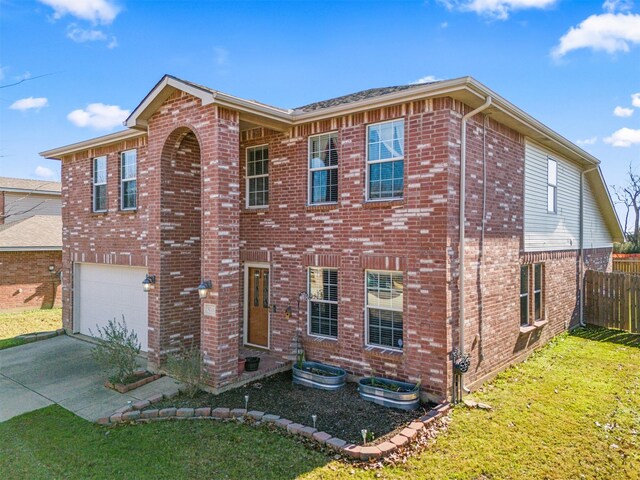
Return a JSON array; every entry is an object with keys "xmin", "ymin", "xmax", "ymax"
[{"xmin": 154, "ymin": 371, "xmax": 434, "ymax": 444}]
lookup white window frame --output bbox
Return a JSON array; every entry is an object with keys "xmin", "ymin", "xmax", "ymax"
[
  {"xmin": 245, "ymin": 144, "xmax": 269, "ymax": 209},
  {"xmin": 93, "ymin": 155, "xmax": 107, "ymax": 213},
  {"xmin": 533, "ymin": 263, "xmax": 543, "ymax": 322},
  {"xmin": 120, "ymin": 149, "xmax": 137, "ymax": 211},
  {"xmin": 520, "ymin": 265, "xmax": 530, "ymax": 326},
  {"xmin": 307, "ymin": 267, "xmax": 339, "ymax": 339},
  {"xmin": 365, "ymin": 119, "xmax": 405, "ymax": 202},
  {"xmin": 308, "ymin": 132, "xmax": 339, "ymax": 206},
  {"xmin": 547, "ymin": 158, "xmax": 557, "ymax": 214},
  {"xmin": 365, "ymin": 270, "xmax": 404, "ymax": 350}
]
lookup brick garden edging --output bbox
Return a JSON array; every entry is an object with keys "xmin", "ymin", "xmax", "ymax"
[
  {"xmin": 14, "ymin": 328, "xmax": 66, "ymax": 344},
  {"xmin": 98, "ymin": 394, "xmax": 451, "ymax": 461}
]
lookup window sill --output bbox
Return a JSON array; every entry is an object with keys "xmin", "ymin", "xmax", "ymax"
[
  {"xmin": 91, "ymin": 210, "xmax": 108, "ymax": 215},
  {"xmin": 119, "ymin": 209, "xmax": 137, "ymax": 214},
  {"xmin": 306, "ymin": 203, "xmax": 339, "ymax": 211},
  {"xmin": 519, "ymin": 325, "xmax": 536, "ymax": 334},
  {"xmin": 364, "ymin": 344, "xmax": 404, "ymax": 358},
  {"xmin": 363, "ymin": 199, "xmax": 405, "ymax": 209},
  {"xmin": 533, "ymin": 320, "xmax": 548, "ymax": 328},
  {"xmin": 243, "ymin": 206, "xmax": 269, "ymax": 213},
  {"xmin": 307, "ymin": 334, "xmax": 338, "ymax": 343}
]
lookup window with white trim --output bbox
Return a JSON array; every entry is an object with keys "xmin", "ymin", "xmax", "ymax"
[
  {"xmin": 120, "ymin": 150, "xmax": 137, "ymax": 210},
  {"xmin": 366, "ymin": 270, "xmax": 403, "ymax": 349},
  {"xmin": 246, "ymin": 145, "xmax": 269, "ymax": 207},
  {"xmin": 93, "ymin": 155, "xmax": 107, "ymax": 212},
  {"xmin": 547, "ymin": 158, "xmax": 557, "ymax": 213},
  {"xmin": 309, "ymin": 132, "xmax": 338, "ymax": 204},
  {"xmin": 520, "ymin": 263, "xmax": 544, "ymax": 326},
  {"xmin": 367, "ymin": 119, "xmax": 404, "ymax": 200},
  {"xmin": 308, "ymin": 268, "xmax": 338, "ymax": 338}
]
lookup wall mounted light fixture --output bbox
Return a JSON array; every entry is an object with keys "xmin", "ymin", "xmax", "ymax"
[
  {"xmin": 142, "ymin": 274, "xmax": 156, "ymax": 292},
  {"xmin": 198, "ymin": 280, "xmax": 212, "ymax": 299},
  {"xmin": 48, "ymin": 265, "xmax": 55, "ymax": 273}
]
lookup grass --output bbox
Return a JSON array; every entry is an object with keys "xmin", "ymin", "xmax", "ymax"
[
  {"xmin": 0, "ymin": 337, "xmax": 26, "ymax": 351},
  {"xmin": 0, "ymin": 326, "xmax": 638, "ymax": 479},
  {"xmin": 0, "ymin": 308, "xmax": 62, "ymax": 340}
]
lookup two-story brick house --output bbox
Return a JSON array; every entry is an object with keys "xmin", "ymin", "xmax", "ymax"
[
  {"xmin": 0, "ymin": 177, "xmax": 62, "ymax": 311},
  {"xmin": 41, "ymin": 75, "xmax": 622, "ymax": 401}
]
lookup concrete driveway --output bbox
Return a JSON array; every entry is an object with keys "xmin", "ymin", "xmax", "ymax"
[{"xmin": 0, "ymin": 335, "xmax": 180, "ymax": 422}]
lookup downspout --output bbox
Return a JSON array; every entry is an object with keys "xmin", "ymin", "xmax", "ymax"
[
  {"xmin": 579, "ymin": 166, "xmax": 598, "ymax": 327},
  {"xmin": 459, "ymin": 96, "xmax": 492, "ymax": 394}
]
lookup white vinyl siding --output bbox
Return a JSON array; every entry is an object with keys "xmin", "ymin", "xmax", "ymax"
[
  {"xmin": 524, "ymin": 140, "xmax": 612, "ymax": 252},
  {"xmin": 2, "ymin": 193, "xmax": 61, "ymax": 224}
]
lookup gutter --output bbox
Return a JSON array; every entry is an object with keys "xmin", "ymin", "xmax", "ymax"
[
  {"xmin": 459, "ymin": 96, "xmax": 492, "ymax": 394},
  {"xmin": 579, "ymin": 166, "xmax": 598, "ymax": 327}
]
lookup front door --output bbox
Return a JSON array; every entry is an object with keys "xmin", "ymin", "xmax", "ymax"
[{"xmin": 247, "ymin": 267, "xmax": 269, "ymax": 347}]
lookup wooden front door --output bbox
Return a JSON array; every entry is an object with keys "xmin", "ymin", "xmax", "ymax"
[{"xmin": 247, "ymin": 267, "xmax": 269, "ymax": 347}]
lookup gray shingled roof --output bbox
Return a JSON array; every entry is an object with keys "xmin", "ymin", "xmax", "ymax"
[
  {"xmin": 294, "ymin": 83, "xmax": 439, "ymax": 113},
  {"xmin": 0, "ymin": 177, "xmax": 61, "ymax": 193},
  {"xmin": 0, "ymin": 215, "xmax": 62, "ymax": 250}
]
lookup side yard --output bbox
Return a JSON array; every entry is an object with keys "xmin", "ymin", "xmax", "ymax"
[
  {"xmin": 0, "ymin": 308, "xmax": 62, "ymax": 350},
  {"xmin": 0, "ymin": 326, "xmax": 638, "ymax": 479}
]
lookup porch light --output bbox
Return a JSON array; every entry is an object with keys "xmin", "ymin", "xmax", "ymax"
[
  {"xmin": 198, "ymin": 280, "xmax": 212, "ymax": 299},
  {"xmin": 48, "ymin": 265, "xmax": 55, "ymax": 273},
  {"xmin": 142, "ymin": 274, "xmax": 156, "ymax": 292}
]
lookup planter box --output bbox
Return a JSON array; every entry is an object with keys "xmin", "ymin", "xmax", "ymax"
[
  {"xmin": 105, "ymin": 371, "xmax": 163, "ymax": 393},
  {"xmin": 358, "ymin": 377, "xmax": 419, "ymax": 410},
  {"xmin": 292, "ymin": 361, "xmax": 346, "ymax": 391}
]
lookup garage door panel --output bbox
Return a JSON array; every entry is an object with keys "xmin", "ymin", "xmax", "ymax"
[{"xmin": 74, "ymin": 264, "xmax": 148, "ymax": 351}]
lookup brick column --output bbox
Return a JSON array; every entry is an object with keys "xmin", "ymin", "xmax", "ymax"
[{"xmin": 200, "ymin": 106, "xmax": 241, "ymax": 387}]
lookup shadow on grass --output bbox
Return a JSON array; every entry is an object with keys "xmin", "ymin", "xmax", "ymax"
[{"xmin": 571, "ymin": 325, "xmax": 640, "ymax": 348}]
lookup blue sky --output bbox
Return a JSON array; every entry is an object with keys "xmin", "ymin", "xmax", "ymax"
[{"xmin": 0, "ymin": 0, "xmax": 638, "ymax": 224}]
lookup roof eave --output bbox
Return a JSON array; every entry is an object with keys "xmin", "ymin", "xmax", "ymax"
[
  {"xmin": 0, "ymin": 246, "xmax": 62, "ymax": 251},
  {"xmin": 40, "ymin": 130, "xmax": 146, "ymax": 160}
]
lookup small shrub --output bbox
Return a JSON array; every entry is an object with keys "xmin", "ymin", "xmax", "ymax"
[
  {"xmin": 91, "ymin": 316, "xmax": 141, "ymax": 385},
  {"xmin": 165, "ymin": 345, "xmax": 209, "ymax": 398}
]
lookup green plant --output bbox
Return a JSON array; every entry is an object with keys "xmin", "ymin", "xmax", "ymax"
[
  {"xmin": 296, "ymin": 349, "xmax": 305, "ymax": 370},
  {"xmin": 91, "ymin": 316, "xmax": 141, "ymax": 384},
  {"xmin": 165, "ymin": 344, "xmax": 209, "ymax": 398}
]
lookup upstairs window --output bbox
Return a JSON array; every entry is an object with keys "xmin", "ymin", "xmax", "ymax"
[
  {"xmin": 366, "ymin": 270, "xmax": 404, "ymax": 349},
  {"xmin": 120, "ymin": 150, "xmax": 137, "ymax": 210},
  {"xmin": 93, "ymin": 155, "xmax": 107, "ymax": 212},
  {"xmin": 309, "ymin": 132, "xmax": 338, "ymax": 204},
  {"xmin": 547, "ymin": 158, "xmax": 557, "ymax": 213},
  {"xmin": 367, "ymin": 119, "xmax": 404, "ymax": 200},
  {"xmin": 247, "ymin": 145, "xmax": 269, "ymax": 207},
  {"xmin": 308, "ymin": 268, "xmax": 338, "ymax": 338}
]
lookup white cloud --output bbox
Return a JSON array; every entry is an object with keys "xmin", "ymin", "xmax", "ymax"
[
  {"xmin": 411, "ymin": 75, "xmax": 442, "ymax": 84},
  {"xmin": 632, "ymin": 93, "xmax": 640, "ymax": 108},
  {"xmin": 38, "ymin": 0, "xmax": 120, "ymax": 24},
  {"xmin": 438, "ymin": 0, "xmax": 557, "ymax": 20},
  {"xmin": 67, "ymin": 103, "xmax": 129, "ymax": 130},
  {"xmin": 35, "ymin": 166, "xmax": 55, "ymax": 179},
  {"xmin": 107, "ymin": 36, "xmax": 118, "ymax": 49},
  {"xmin": 614, "ymin": 106, "xmax": 634, "ymax": 117},
  {"xmin": 66, "ymin": 25, "xmax": 107, "ymax": 42},
  {"xmin": 552, "ymin": 13, "xmax": 640, "ymax": 58},
  {"xmin": 604, "ymin": 127, "xmax": 640, "ymax": 147},
  {"xmin": 440, "ymin": 21, "xmax": 449, "ymax": 28},
  {"xmin": 9, "ymin": 97, "xmax": 49, "ymax": 111},
  {"xmin": 602, "ymin": 0, "xmax": 634, "ymax": 13},
  {"xmin": 213, "ymin": 46, "xmax": 229, "ymax": 66},
  {"xmin": 576, "ymin": 136, "xmax": 598, "ymax": 145}
]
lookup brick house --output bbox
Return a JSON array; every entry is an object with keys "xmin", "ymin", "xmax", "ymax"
[
  {"xmin": 0, "ymin": 177, "xmax": 62, "ymax": 311},
  {"xmin": 41, "ymin": 75, "xmax": 622, "ymax": 401}
]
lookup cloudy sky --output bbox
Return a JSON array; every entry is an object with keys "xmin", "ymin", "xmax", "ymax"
[{"xmin": 0, "ymin": 0, "xmax": 638, "ymax": 223}]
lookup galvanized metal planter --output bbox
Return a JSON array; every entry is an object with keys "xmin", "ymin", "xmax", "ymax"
[
  {"xmin": 358, "ymin": 377, "xmax": 420, "ymax": 410},
  {"xmin": 292, "ymin": 361, "xmax": 346, "ymax": 391}
]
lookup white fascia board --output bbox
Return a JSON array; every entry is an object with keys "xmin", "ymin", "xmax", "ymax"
[
  {"xmin": 40, "ymin": 130, "xmax": 145, "ymax": 160},
  {"xmin": 0, "ymin": 246, "xmax": 62, "ymax": 251}
]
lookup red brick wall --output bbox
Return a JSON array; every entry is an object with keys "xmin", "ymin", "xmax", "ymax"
[{"xmin": 0, "ymin": 250, "xmax": 62, "ymax": 310}]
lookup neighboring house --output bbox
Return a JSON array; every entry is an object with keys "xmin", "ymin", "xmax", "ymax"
[
  {"xmin": 41, "ymin": 75, "xmax": 622, "ymax": 401},
  {"xmin": 0, "ymin": 177, "xmax": 62, "ymax": 311}
]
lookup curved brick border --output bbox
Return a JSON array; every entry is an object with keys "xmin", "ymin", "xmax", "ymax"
[
  {"xmin": 14, "ymin": 329, "xmax": 66, "ymax": 344},
  {"xmin": 98, "ymin": 394, "xmax": 451, "ymax": 461}
]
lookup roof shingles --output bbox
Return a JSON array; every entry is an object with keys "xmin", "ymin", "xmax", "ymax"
[{"xmin": 0, "ymin": 215, "xmax": 62, "ymax": 250}]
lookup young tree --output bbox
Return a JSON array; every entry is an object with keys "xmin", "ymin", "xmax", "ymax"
[{"xmin": 612, "ymin": 164, "xmax": 640, "ymax": 248}]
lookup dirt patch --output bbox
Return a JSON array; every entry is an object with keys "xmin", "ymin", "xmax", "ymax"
[{"xmin": 154, "ymin": 371, "xmax": 434, "ymax": 444}]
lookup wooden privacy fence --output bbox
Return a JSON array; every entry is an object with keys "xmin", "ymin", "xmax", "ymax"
[
  {"xmin": 612, "ymin": 258, "xmax": 640, "ymax": 275},
  {"xmin": 585, "ymin": 270, "xmax": 640, "ymax": 333}
]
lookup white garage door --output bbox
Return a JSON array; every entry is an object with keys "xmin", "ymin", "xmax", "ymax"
[{"xmin": 74, "ymin": 263, "xmax": 149, "ymax": 351}]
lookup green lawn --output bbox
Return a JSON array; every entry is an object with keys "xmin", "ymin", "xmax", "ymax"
[
  {"xmin": 0, "ymin": 308, "xmax": 62, "ymax": 340},
  {"xmin": 1, "ymin": 327, "xmax": 638, "ymax": 479},
  {"xmin": 0, "ymin": 337, "xmax": 26, "ymax": 351}
]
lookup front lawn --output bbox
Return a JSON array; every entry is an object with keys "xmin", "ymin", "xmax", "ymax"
[
  {"xmin": 0, "ymin": 337, "xmax": 26, "ymax": 351},
  {"xmin": 0, "ymin": 308, "xmax": 62, "ymax": 340},
  {"xmin": 1, "ymin": 326, "xmax": 638, "ymax": 479}
]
